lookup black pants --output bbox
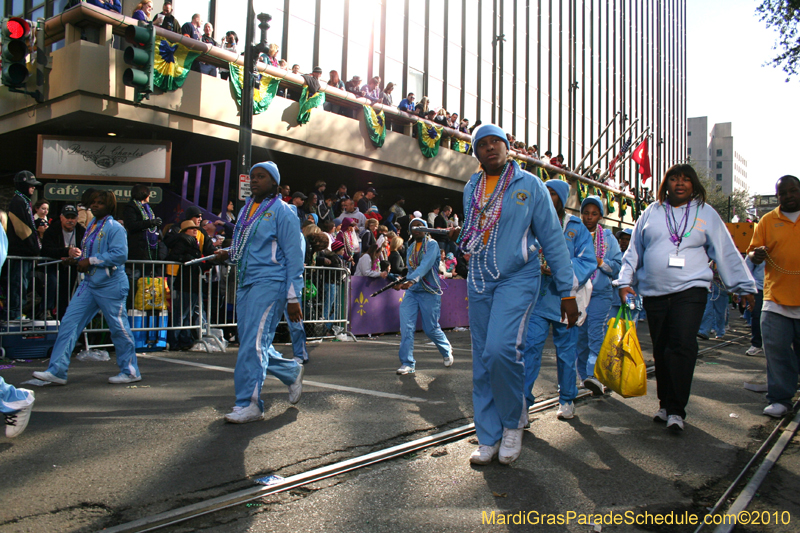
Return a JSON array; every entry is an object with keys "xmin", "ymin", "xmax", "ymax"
[{"xmin": 643, "ymin": 287, "xmax": 708, "ymax": 419}]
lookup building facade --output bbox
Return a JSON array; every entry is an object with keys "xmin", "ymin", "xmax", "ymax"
[
  {"xmin": 3, "ymin": 0, "xmax": 687, "ymax": 187},
  {"xmin": 687, "ymin": 117, "xmax": 749, "ymax": 196}
]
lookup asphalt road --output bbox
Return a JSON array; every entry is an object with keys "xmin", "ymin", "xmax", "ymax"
[{"xmin": 0, "ymin": 317, "xmax": 797, "ymax": 533}]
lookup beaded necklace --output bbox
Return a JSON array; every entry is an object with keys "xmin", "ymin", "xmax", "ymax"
[
  {"xmin": 589, "ymin": 226, "xmax": 607, "ymax": 281},
  {"xmin": 539, "ymin": 213, "xmax": 569, "ymax": 271},
  {"xmin": 15, "ymin": 191, "xmax": 41, "ymax": 249},
  {"xmin": 664, "ymin": 198, "xmax": 699, "ymax": 250},
  {"xmin": 76, "ymin": 216, "xmax": 110, "ymax": 295},
  {"xmin": 343, "ymin": 229, "xmax": 359, "ymax": 258},
  {"xmin": 135, "ymin": 200, "xmax": 159, "ymax": 253},
  {"xmin": 408, "ymin": 237, "xmax": 442, "ymax": 295},
  {"xmin": 231, "ymin": 195, "xmax": 279, "ymax": 284},
  {"xmin": 457, "ymin": 161, "xmax": 515, "ymax": 293}
]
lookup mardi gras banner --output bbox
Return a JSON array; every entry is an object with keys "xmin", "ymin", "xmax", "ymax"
[
  {"xmin": 297, "ymin": 86, "xmax": 326, "ymax": 124},
  {"xmin": 153, "ymin": 36, "xmax": 201, "ymax": 91},
  {"xmin": 363, "ymin": 105, "xmax": 386, "ymax": 147},
  {"xmin": 416, "ymin": 122, "xmax": 444, "ymax": 158},
  {"xmin": 349, "ymin": 277, "xmax": 469, "ymax": 335},
  {"xmin": 228, "ymin": 63, "xmax": 281, "ymax": 115},
  {"xmin": 451, "ymin": 138, "xmax": 471, "ymax": 154},
  {"xmin": 606, "ymin": 190, "xmax": 616, "ymax": 213}
]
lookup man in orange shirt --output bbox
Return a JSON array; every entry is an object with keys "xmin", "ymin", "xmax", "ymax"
[{"xmin": 748, "ymin": 175, "xmax": 800, "ymax": 418}]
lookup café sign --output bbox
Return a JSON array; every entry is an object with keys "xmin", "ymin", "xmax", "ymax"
[
  {"xmin": 44, "ymin": 183, "xmax": 163, "ymax": 204},
  {"xmin": 37, "ymin": 135, "xmax": 172, "ymax": 183}
]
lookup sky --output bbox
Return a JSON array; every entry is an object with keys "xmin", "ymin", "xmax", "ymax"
[{"xmin": 687, "ymin": 0, "xmax": 798, "ymax": 194}]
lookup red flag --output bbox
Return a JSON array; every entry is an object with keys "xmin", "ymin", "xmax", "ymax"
[
  {"xmin": 631, "ymin": 139, "xmax": 652, "ymax": 184},
  {"xmin": 607, "ymin": 155, "xmax": 620, "ymax": 181}
]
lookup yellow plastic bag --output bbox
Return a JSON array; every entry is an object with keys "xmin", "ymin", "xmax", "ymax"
[
  {"xmin": 595, "ymin": 307, "xmax": 647, "ymax": 398},
  {"xmin": 134, "ymin": 277, "xmax": 169, "ymax": 311}
]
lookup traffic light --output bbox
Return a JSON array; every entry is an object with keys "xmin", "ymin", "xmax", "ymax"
[
  {"xmin": 2, "ymin": 17, "xmax": 31, "ymax": 88},
  {"xmin": 123, "ymin": 23, "xmax": 155, "ymax": 103}
]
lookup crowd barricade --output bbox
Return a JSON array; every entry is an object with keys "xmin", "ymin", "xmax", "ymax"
[{"xmin": 0, "ymin": 256, "xmax": 352, "ymax": 358}]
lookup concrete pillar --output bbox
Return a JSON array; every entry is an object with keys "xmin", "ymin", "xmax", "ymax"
[{"xmin": 65, "ymin": 23, "xmax": 81, "ymax": 45}]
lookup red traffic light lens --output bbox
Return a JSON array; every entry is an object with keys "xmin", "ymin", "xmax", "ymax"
[{"xmin": 6, "ymin": 18, "xmax": 30, "ymax": 40}]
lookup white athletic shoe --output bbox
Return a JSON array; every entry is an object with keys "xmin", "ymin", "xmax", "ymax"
[
  {"xmin": 224, "ymin": 403, "xmax": 264, "ymax": 424},
  {"xmin": 556, "ymin": 402, "xmax": 575, "ymax": 420},
  {"xmin": 653, "ymin": 408, "xmax": 668, "ymax": 423},
  {"xmin": 443, "ymin": 354, "xmax": 454, "ymax": 367},
  {"xmin": 108, "ymin": 372, "xmax": 142, "ymax": 384},
  {"xmin": 666, "ymin": 415, "xmax": 684, "ymax": 431},
  {"xmin": 745, "ymin": 346, "xmax": 763, "ymax": 356},
  {"xmin": 289, "ymin": 365, "xmax": 305, "ymax": 405},
  {"xmin": 583, "ymin": 377, "xmax": 605, "ymax": 396},
  {"xmin": 396, "ymin": 365, "xmax": 415, "ymax": 375},
  {"xmin": 469, "ymin": 443, "xmax": 500, "ymax": 465},
  {"xmin": 5, "ymin": 390, "xmax": 34, "ymax": 438},
  {"xmin": 498, "ymin": 428, "xmax": 524, "ymax": 464},
  {"xmin": 32, "ymin": 371, "xmax": 66, "ymax": 385},
  {"xmin": 763, "ymin": 403, "xmax": 789, "ymax": 418}
]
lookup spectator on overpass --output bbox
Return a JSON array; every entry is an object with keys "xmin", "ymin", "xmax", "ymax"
[
  {"xmin": 131, "ymin": 0, "xmax": 152, "ymax": 21},
  {"xmin": 154, "ymin": 1, "xmax": 180, "ymax": 34},
  {"xmin": 398, "ymin": 93, "xmax": 415, "ymax": 113}
]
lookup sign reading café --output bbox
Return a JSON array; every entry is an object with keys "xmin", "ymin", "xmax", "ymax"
[{"xmin": 37, "ymin": 135, "xmax": 172, "ymax": 183}]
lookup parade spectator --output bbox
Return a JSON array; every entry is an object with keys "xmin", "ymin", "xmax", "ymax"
[
  {"xmin": 327, "ymin": 70, "xmax": 345, "ymax": 90},
  {"xmin": 219, "ymin": 200, "xmax": 237, "ymax": 224},
  {"xmin": 398, "ymin": 93, "xmax": 415, "ymax": 112},
  {"xmin": 388, "ymin": 235, "xmax": 407, "ymax": 276},
  {"xmin": 203, "ymin": 220, "xmax": 225, "ymax": 247},
  {"xmin": 182, "ymin": 13, "xmax": 202, "ymax": 40},
  {"xmin": 319, "ymin": 219, "xmax": 335, "ymax": 249},
  {"xmin": 87, "ymin": 0, "xmax": 121, "ymax": 13},
  {"xmin": 154, "ymin": 1, "xmax": 180, "ymax": 33},
  {"xmin": 123, "ymin": 184, "xmax": 162, "ymax": 262},
  {"xmin": 279, "ymin": 184, "xmax": 291, "ymax": 202},
  {"xmin": 459, "ymin": 118, "xmax": 470, "ymax": 134},
  {"xmin": 345, "ymin": 76, "xmax": 362, "ymax": 95},
  {"xmin": 219, "ymin": 31, "xmax": 239, "ymax": 80},
  {"xmin": 337, "ymin": 217, "xmax": 360, "ymax": 268},
  {"xmin": 426, "ymin": 206, "xmax": 440, "ymax": 227},
  {"xmin": 340, "ymin": 198, "xmax": 367, "ymax": 230},
  {"xmin": 41, "ymin": 205, "xmax": 85, "ymax": 319},
  {"xmin": 390, "ymin": 197, "xmax": 407, "ymax": 220},
  {"xmin": 278, "ymin": 59, "xmax": 287, "ymax": 69},
  {"xmin": 33, "ymin": 191, "xmax": 142, "ymax": 386},
  {"xmin": 262, "ymin": 43, "xmax": 280, "ymax": 68},
  {"xmin": 76, "ymin": 188, "xmax": 95, "ymax": 229},
  {"xmin": 7, "ymin": 171, "xmax": 42, "ymax": 320},
  {"xmin": 381, "ymin": 82, "xmax": 395, "ymax": 106},
  {"xmin": 291, "ymin": 192, "xmax": 308, "ymax": 220},
  {"xmin": 354, "ymin": 244, "xmax": 387, "ymax": 278},
  {"xmin": 357, "ymin": 187, "xmax": 377, "ymax": 214},
  {"xmin": 748, "ymin": 175, "xmax": 800, "ymax": 418},
  {"xmin": 318, "ymin": 195, "xmax": 335, "ymax": 222},
  {"xmin": 164, "ymin": 220, "xmax": 209, "ymax": 350},
  {"xmin": 316, "ymin": 238, "xmax": 348, "ymax": 333},
  {"xmin": 697, "ymin": 261, "xmax": 729, "ymax": 339},
  {"xmin": 618, "ymin": 164, "xmax": 756, "ymax": 432},
  {"xmin": 131, "ymin": 0, "xmax": 152, "ymax": 21},
  {"xmin": 460, "ymin": 125, "xmax": 576, "ymax": 466},
  {"xmin": 33, "ymin": 199, "xmax": 50, "ymax": 240},
  {"xmin": 415, "ymin": 96, "xmax": 430, "ymax": 117},
  {"xmin": 214, "ymin": 161, "xmax": 305, "ymax": 423},
  {"xmin": 198, "ymin": 23, "xmax": 218, "ymax": 77},
  {"xmin": 361, "ymin": 77, "xmax": 381, "ymax": 102},
  {"xmin": 744, "ymin": 256, "xmax": 765, "ymax": 356},
  {"xmin": 312, "ymin": 181, "xmax": 327, "ymax": 205},
  {"xmin": 359, "ymin": 218, "xmax": 379, "ymax": 253}
]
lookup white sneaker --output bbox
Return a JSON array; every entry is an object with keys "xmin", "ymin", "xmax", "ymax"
[
  {"xmin": 443, "ymin": 354, "xmax": 454, "ymax": 367},
  {"xmin": 583, "ymin": 377, "xmax": 605, "ymax": 396},
  {"xmin": 108, "ymin": 372, "xmax": 142, "ymax": 384},
  {"xmin": 666, "ymin": 415, "xmax": 684, "ymax": 431},
  {"xmin": 396, "ymin": 365, "xmax": 415, "ymax": 375},
  {"xmin": 289, "ymin": 365, "xmax": 305, "ymax": 405},
  {"xmin": 224, "ymin": 403, "xmax": 264, "ymax": 424},
  {"xmin": 745, "ymin": 346, "xmax": 763, "ymax": 356},
  {"xmin": 763, "ymin": 403, "xmax": 789, "ymax": 418},
  {"xmin": 469, "ymin": 443, "xmax": 500, "ymax": 465},
  {"xmin": 556, "ymin": 402, "xmax": 574, "ymax": 420},
  {"xmin": 498, "ymin": 428, "xmax": 524, "ymax": 464},
  {"xmin": 5, "ymin": 390, "xmax": 34, "ymax": 438},
  {"xmin": 653, "ymin": 408, "xmax": 668, "ymax": 423},
  {"xmin": 32, "ymin": 371, "xmax": 66, "ymax": 385}
]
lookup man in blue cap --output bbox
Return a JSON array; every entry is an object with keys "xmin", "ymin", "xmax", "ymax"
[
  {"xmin": 215, "ymin": 161, "xmax": 305, "ymax": 424},
  {"xmin": 576, "ymin": 195, "xmax": 622, "ymax": 395},
  {"xmin": 524, "ymin": 180, "xmax": 596, "ymax": 421},
  {"xmin": 454, "ymin": 124, "xmax": 576, "ymax": 465},
  {"xmin": 394, "ymin": 218, "xmax": 453, "ymax": 374}
]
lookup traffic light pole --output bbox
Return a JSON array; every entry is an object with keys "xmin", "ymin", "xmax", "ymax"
[{"xmin": 236, "ymin": 2, "xmax": 270, "ymax": 184}]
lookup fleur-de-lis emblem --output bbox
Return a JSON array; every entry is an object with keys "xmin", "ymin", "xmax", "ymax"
[
  {"xmin": 465, "ymin": 295, "xmax": 469, "ymax": 310},
  {"xmin": 355, "ymin": 292, "xmax": 369, "ymax": 316}
]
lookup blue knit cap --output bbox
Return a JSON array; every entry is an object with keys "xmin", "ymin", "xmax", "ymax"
[
  {"xmin": 471, "ymin": 124, "xmax": 510, "ymax": 158},
  {"xmin": 250, "ymin": 161, "xmax": 280, "ymax": 185},
  {"xmin": 410, "ymin": 218, "xmax": 428, "ymax": 228},
  {"xmin": 581, "ymin": 195, "xmax": 604, "ymax": 217},
  {"xmin": 545, "ymin": 180, "xmax": 570, "ymax": 209}
]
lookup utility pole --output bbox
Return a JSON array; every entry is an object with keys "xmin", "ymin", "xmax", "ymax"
[{"xmin": 236, "ymin": 2, "xmax": 271, "ymax": 187}]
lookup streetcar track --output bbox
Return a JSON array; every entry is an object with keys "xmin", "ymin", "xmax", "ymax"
[{"xmin": 104, "ymin": 332, "xmax": 760, "ymax": 532}]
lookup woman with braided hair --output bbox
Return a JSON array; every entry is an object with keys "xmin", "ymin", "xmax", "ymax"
[{"xmin": 393, "ymin": 219, "xmax": 453, "ymax": 375}]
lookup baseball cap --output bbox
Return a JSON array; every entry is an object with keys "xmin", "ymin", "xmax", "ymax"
[
  {"xmin": 292, "ymin": 191, "xmax": 308, "ymax": 200},
  {"xmin": 61, "ymin": 205, "xmax": 78, "ymax": 218},
  {"xmin": 366, "ymin": 187, "xmax": 377, "ymax": 195}
]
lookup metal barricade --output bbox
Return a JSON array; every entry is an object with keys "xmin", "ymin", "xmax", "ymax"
[{"xmin": 1, "ymin": 255, "xmax": 352, "ymax": 356}]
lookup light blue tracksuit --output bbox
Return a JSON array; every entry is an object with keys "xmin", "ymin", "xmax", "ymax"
[
  {"xmin": 0, "ymin": 226, "xmax": 33, "ymax": 413},
  {"xmin": 698, "ymin": 265, "xmax": 729, "ymax": 338},
  {"xmin": 398, "ymin": 237, "xmax": 452, "ymax": 368},
  {"xmin": 44, "ymin": 217, "xmax": 140, "ymax": 381},
  {"xmin": 576, "ymin": 227, "xmax": 622, "ymax": 381},
  {"xmin": 525, "ymin": 216, "xmax": 596, "ymax": 406},
  {"xmin": 232, "ymin": 198, "xmax": 304, "ymax": 412},
  {"xmin": 465, "ymin": 162, "xmax": 574, "ymax": 447}
]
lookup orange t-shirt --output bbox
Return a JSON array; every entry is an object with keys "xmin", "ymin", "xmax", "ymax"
[
  {"xmin": 248, "ymin": 202, "xmax": 261, "ymax": 218},
  {"xmin": 748, "ymin": 207, "xmax": 800, "ymax": 306},
  {"xmin": 481, "ymin": 174, "xmax": 500, "ymax": 244}
]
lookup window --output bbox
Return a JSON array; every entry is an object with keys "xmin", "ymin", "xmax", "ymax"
[
  {"xmin": 716, "ymin": 149, "xmax": 723, "ymax": 156},
  {"xmin": 687, "ymin": 147, "xmax": 692, "ymax": 155},
  {"xmin": 688, "ymin": 131, "xmax": 692, "ymax": 136},
  {"xmin": 716, "ymin": 162, "xmax": 723, "ymax": 169},
  {"xmin": 716, "ymin": 174, "xmax": 722, "ymax": 181}
]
